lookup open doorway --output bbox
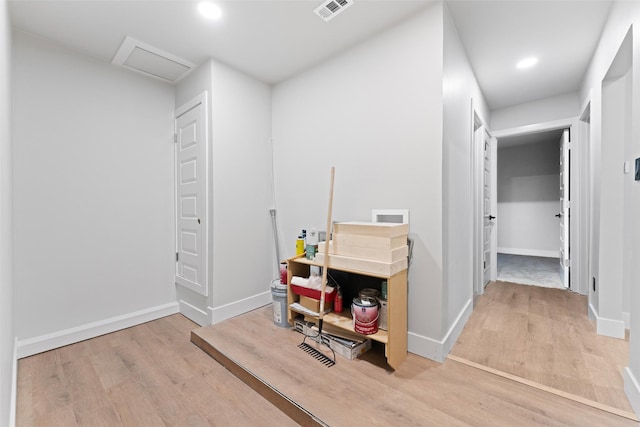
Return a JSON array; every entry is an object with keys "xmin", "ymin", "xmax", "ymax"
[{"xmin": 494, "ymin": 128, "xmax": 570, "ymax": 290}]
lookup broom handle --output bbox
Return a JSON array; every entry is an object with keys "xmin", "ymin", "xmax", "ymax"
[{"xmin": 318, "ymin": 167, "xmax": 335, "ymax": 321}]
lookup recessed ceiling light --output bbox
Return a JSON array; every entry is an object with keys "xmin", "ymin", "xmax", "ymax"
[
  {"xmin": 516, "ymin": 57, "xmax": 538, "ymax": 69},
  {"xmin": 198, "ymin": 2, "xmax": 222, "ymax": 20}
]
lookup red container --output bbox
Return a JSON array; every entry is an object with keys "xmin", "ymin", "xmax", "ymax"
[{"xmin": 290, "ymin": 284, "xmax": 336, "ymax": 304}]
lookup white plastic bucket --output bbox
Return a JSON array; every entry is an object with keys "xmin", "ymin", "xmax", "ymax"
[{"xmin": 271, "ymin": 279, "xmax": 289, "ymax": 328}]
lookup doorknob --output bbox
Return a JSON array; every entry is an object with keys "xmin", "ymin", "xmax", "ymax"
[
  {"xmin": 555, "ymin": 213, "xmax": 562, "ymax": 218},
  {"xmin": 197, "ymin": 218, "xmax": 201, "ymax": 224},
  {"xmin": 487, "ymin": 215, "xmax": 496, "ymax": 220}
]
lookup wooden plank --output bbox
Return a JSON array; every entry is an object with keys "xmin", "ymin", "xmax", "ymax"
[
  {"xmin": 190, "ymin": 306, "xmax": 638, "ymax": 427},
  {"xmin": 387, "ymin": 269, "xmax": 408, "ymax": 369},
  {"xmin": 333, "ymin": 232, "xmax": 407, "ymax": 250},
  {"xmin": 315, "ymin": 252, "xmax": 407, "ymax": 276},
  {"xmin": 447, "ymin": 355, "xmax": 639, "ymax": 422},
  {"xmin": 333, "ymin": 221, "xmax": 409, "ymax": 237},
  {"xmin": 318, "ymin": 240, "xmax": 408, "ymax": 262},
  {"xmin": 450, "ymin": 281, "xmax": 634, "ymax": 414},
  {"xmin": 190, "ymin": 331, "xmax": 327, "ymax": 427},
  {"xmin": 16, "ymin": 314, "xmax": 298, "ymax": 427}
]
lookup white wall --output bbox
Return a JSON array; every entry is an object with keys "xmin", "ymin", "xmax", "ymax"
[
  {"xmin": 597, "ymin": 72, "xmax": 627, "ymax": 336},
  {"xmin": 175, "ymin": 60, "xmax": 214, "ymax": 325},
  {"xmin": 13, "ymin": 32, "xmax": 177, "ymax": 354},
  {"xmin": 176, "ymin": 58, "xmax": 273, "ymax": 324},
  {"xmin": 497, "ymin": 141, "xmax": 560, "ymax": 257},
  {"xmin": 491, "ymin": 92, "xmax": 579, "ymax": 131},
  {"xmin": 442, "ymin": 3, "xmax": 490, "ymax": 352},
  {"xmin": 272, "ymin": 4, "xmax": 445, "ymax": 355},
  {"xmin": 0, "ymin": 0, "xmax": 13, "ymax": 424},
  {"xmin": 579, "ymin": 0, "xmax": 640, "ymax": 414}
]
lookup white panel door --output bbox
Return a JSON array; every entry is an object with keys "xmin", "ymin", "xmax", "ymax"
[
  {"xmin": 559, "ymin": 129, "xmax": 570, "ymax": 289},
  {"xmin": 175, "ymin": 96, "xmax": 208, "ymax": 296},
  {"xmin": 483, "ymin": 130, "xmax": 495, "ymax": 287}
]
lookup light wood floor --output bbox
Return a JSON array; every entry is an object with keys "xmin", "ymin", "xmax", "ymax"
[
  {"xmin": 16, "ymin": 287, "xmax": 638, "ymax": 427},
  {"xmin": 16, "ymin": 314, "xmax": 298, "ymax": 426},
  {"xmin": 193, "ymin": 306, "xmax": 638, "ymax": 426},
  {"xmin": 451, "ymin": 281, "xmax": 632, "ymax": 413}
]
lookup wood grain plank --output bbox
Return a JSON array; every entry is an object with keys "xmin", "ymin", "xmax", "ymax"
[
  {"xmin": 451, "ymin": 281, "xmax": 633, "ymax": 413},
  {"xmin": 192, "ymin": 305, "xmax": 638, "ymax": 427}
]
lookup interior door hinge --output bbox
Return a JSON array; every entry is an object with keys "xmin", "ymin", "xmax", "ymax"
[
  {"xmin": 176, "ymin": 252, "xmax": 179, "ymax": 262},
  {"xmin": 174, "ymin": 134, "xmax": 178, "ymax": 144}
]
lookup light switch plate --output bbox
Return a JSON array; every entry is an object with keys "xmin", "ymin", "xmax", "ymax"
[{"xmin": 624, "ymin": 161, "xmax": 630, "ymax": 174}]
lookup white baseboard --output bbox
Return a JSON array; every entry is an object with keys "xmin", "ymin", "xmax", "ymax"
[
  {"xmin": 588, "ymin": 303, "xmax": 626, "ymax": 339},
  {"xmin": 210, "ymin": 290, "xmax": 271, "ymax": 324},
  {"xmin": 9, "ymin": 337, "xmax": 17, "ymax": 427},
  {"xmin": 178, "ymin": 299, "xmax": 210, "ymax": 326},
  {"xmin": 408, "ymin": 298, "xmax": 473, "ymax": 363},
  {"xmin": 623, "ymin": 312, "xmax": 630, "ymax": 330},
  {"xmin": 17, "ymin": 302, "xmax": 179, "ymax": 358},
  {"xmin": 498, "ymin": 248, "xmax": 559, "ymax": 258},
  {"xmin": 624, "ymin": 367, "xmax": 640, "ymax": 417}
]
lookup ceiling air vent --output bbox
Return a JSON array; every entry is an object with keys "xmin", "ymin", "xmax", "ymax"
[
  {"xmin": 314, "ymin": 0, "xmax": 354, "ymax": 22},
  {"xmin": 112, "ymin": 37, "xmax": 195, "ymax": 83}
]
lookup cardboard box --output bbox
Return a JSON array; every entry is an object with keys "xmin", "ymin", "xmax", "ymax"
[
  {"xmin": 294, "ymin": 317, "xmax": 372, "ymax": 360},
  {"xmin": 299, "ymin": 295, "xmax": 333, "ymax": 313},
  {"xmin": 320, "ymin": 333, "xmax": 372, "ymax": 360}
]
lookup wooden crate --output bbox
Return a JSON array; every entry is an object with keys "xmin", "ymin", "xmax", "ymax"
[
  {"xmin": 315, "ymin": 253, "xmax": 407, "ymax": 277},
  {"xmin": 333, "ymin": 233, "xmax": 407, "ymax": 250},
  {"xmin": 318, "ymin": 240, "xmax": 408, "ymax": 262},
  {"xmin": 333, "ymin": 221, "xmax": 408, "ymax": 238}
]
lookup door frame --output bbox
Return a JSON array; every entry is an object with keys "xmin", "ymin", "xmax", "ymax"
[
  {"xmin": 471, "ymin": 102, "xmax": 492, "ymax": 297},
  {"xmin": 173, "ymin": 91, "xmax": 212, "ymax": 326},
  {"xmin": 492, "ymin": 117, "xmax": 584, "ymax": 294}
]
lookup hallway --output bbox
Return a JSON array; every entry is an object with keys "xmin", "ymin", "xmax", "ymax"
[{"xmin": 451, "ymin": 281, "xmax": 633, "ymax": 418}]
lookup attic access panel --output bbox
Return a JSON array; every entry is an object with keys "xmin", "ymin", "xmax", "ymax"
[{"xmin": 112, "ymin": 37, "xmax": 195, "ymax": 83}]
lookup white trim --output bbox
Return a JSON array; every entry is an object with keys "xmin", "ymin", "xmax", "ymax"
[
  {"xmin": 588, "ymin": 303, "xmax": 626, "ymax": 339},
  {"xmin": 16, "ymin": 302, "xmax": 179, "ymax": 358},
  {"xmin": 9, "ymin": 337, "xmax": 17, "ymax": 427},
  {"xmin": 490, "ymin": 136, "xmax": 498, "ymax": 282},
  {"xmin": 210, "ymin": 290, "xmax": 272, "ymax": 324},
  {"xmin": 471, "ymin": 103, "xmax": 486, "ymax": 297},
  {"xmin": 492, "ymin": 117, "xmax": 576, "ymax": 138},
  {"xmin": 623, "ymin": 312, "xmax": 630, "ymax": 330},
  {"xmin": 408, "ymin": 298, "xmax": 473, "ymax": 363},
  {"xmin": 497, "ymin": 248, "xmax": 560, "ymax": 258},
  {"xmin": 624, "ymin": 367, "xmax": 640, "ymax": 417},
  {"xmin": 178, "ymin": 298, "xmax": 209, "ymax": 326},
  {"xmin": 174, "ymin": 91, "xmax": 210, "ymax": 297}
]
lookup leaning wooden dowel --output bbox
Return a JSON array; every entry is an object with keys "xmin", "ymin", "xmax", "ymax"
[{"xmin": 318, "ymin": 166, "xmax": 335, "ymax": 333}]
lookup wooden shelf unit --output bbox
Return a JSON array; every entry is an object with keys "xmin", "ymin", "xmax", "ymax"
[{"xmin": 286, "ymin": 254, "xmax": 407, "ymax": 369}]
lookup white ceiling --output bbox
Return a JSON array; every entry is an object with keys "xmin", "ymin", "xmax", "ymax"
[
  {"xmin": 9, "ymin": 0, "xmax": 614, "ymax": 111},
  {"xmin": 9, "ymin": 0, "xmax": 433, "ymax": 84},
  {"xmin": 447, "ymin": 0, "xmax": 612, "ymax": 110}
]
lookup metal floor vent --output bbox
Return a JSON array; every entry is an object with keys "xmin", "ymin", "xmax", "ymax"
[
  {"xmin": 314, "ymin": 0, "xmax": 354, "ymax": 22},
  {"xmin": 112, "ymin": 37, "xmax": 195, "ymax": 83}
]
